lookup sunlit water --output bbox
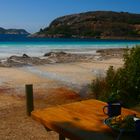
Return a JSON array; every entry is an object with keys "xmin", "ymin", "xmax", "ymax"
[{"xmin": 0, "ymin": 34, "xmax": 140, "ymax": 58}]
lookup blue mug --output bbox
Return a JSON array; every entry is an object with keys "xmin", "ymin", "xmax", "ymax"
[{"xmin": 103, "ymin": 102, "xmax": 121, "ymax": 117}]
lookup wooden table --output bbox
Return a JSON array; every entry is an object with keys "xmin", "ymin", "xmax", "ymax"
[{"xmin": 31, "ymin": 99, "xmax": 140, "ymax": 140}]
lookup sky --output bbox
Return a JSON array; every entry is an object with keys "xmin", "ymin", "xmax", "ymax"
[{"xmin": 0, "ymin": 0, "xmax": 140, "ymax": 33}]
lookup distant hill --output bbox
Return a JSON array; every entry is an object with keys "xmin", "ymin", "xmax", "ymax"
[
  {"xmin": 0, "ymin": 27, "xmax": 30, "ymax": 35},
  {"xmin": 33, "ymin": 11, "xmax": 140, "ymax": 39}
]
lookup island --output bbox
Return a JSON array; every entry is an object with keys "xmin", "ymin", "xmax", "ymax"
[{"xmin": 0, "ymin": 27, "xmax": 30, "ymax": 35}]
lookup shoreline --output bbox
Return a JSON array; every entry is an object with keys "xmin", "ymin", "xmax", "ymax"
[{"xmin": 0, "ymin": 40, "xmax": 137, "ymax": 59}]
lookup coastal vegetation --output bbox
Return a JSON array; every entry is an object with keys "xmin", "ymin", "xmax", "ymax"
[
  {"xmin": 34, "ymin": 11, "xmax": 140, "ymax": 39},
  {"xmin": 91, "ymin": 46, "xmax": 140, "ymax": 107}
]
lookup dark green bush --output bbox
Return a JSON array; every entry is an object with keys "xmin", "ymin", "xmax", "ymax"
[
  {"xmin": 90, "ymin": 77, "xmax": 108, "ymax": 100},
  {"xmin": 91, "ymin": 46, "xmax": 140, "ymax": 107}
]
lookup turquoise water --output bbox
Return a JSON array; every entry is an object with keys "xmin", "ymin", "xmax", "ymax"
[
  {"xmin": 0, "ymin": 39, "xmax": 140, "ymax": 47},
  {"xmin": 0, "ymin": 35, "xmax": 140, "ymax": 58}
]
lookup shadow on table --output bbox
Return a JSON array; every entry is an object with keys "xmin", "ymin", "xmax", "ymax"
[{"xmin": 49, "ymin": 121, "xmax": 136, "ymax": 140}]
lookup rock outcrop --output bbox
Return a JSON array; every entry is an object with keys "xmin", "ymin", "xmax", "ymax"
[{"xmin": 0, "ymin": 49, "xmax": 125, "ymax": 67}]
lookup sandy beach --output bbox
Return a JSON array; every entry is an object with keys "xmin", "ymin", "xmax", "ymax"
[
  {"xmin": 0, "ymin": 48, "xmax": 126, "ymax": 140},
  {"xmin": 1, "ymin": 47, "xmax": 136, "ymax": 140}
]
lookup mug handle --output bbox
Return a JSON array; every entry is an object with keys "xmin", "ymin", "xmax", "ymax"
[{"xmin": 103, "ymin": 106, "xmax": 108, "ymax": 115}]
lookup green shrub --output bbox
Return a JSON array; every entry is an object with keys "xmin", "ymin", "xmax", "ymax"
[
  {"xmin": 90, "ymin": 46, "xmax": 140, "ymax": 107},
  {"xmin": 90, "ymin": 77, "xmax": 107, "ymax": 100}
]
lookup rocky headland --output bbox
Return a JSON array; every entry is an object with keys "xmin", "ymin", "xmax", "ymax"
[{"xmin": 32, "ymin": 11, "xmax": 140, "ymax": 39}]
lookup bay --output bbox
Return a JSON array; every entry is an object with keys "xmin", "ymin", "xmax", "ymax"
[{"xmin": 0, "ymin": 34, "xmax": 140, "ymax": 58}]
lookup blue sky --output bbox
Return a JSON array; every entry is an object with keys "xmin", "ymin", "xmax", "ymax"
[{"xmin": 0, "ymin": 0, "xmax": 140, "ymax": 33}]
